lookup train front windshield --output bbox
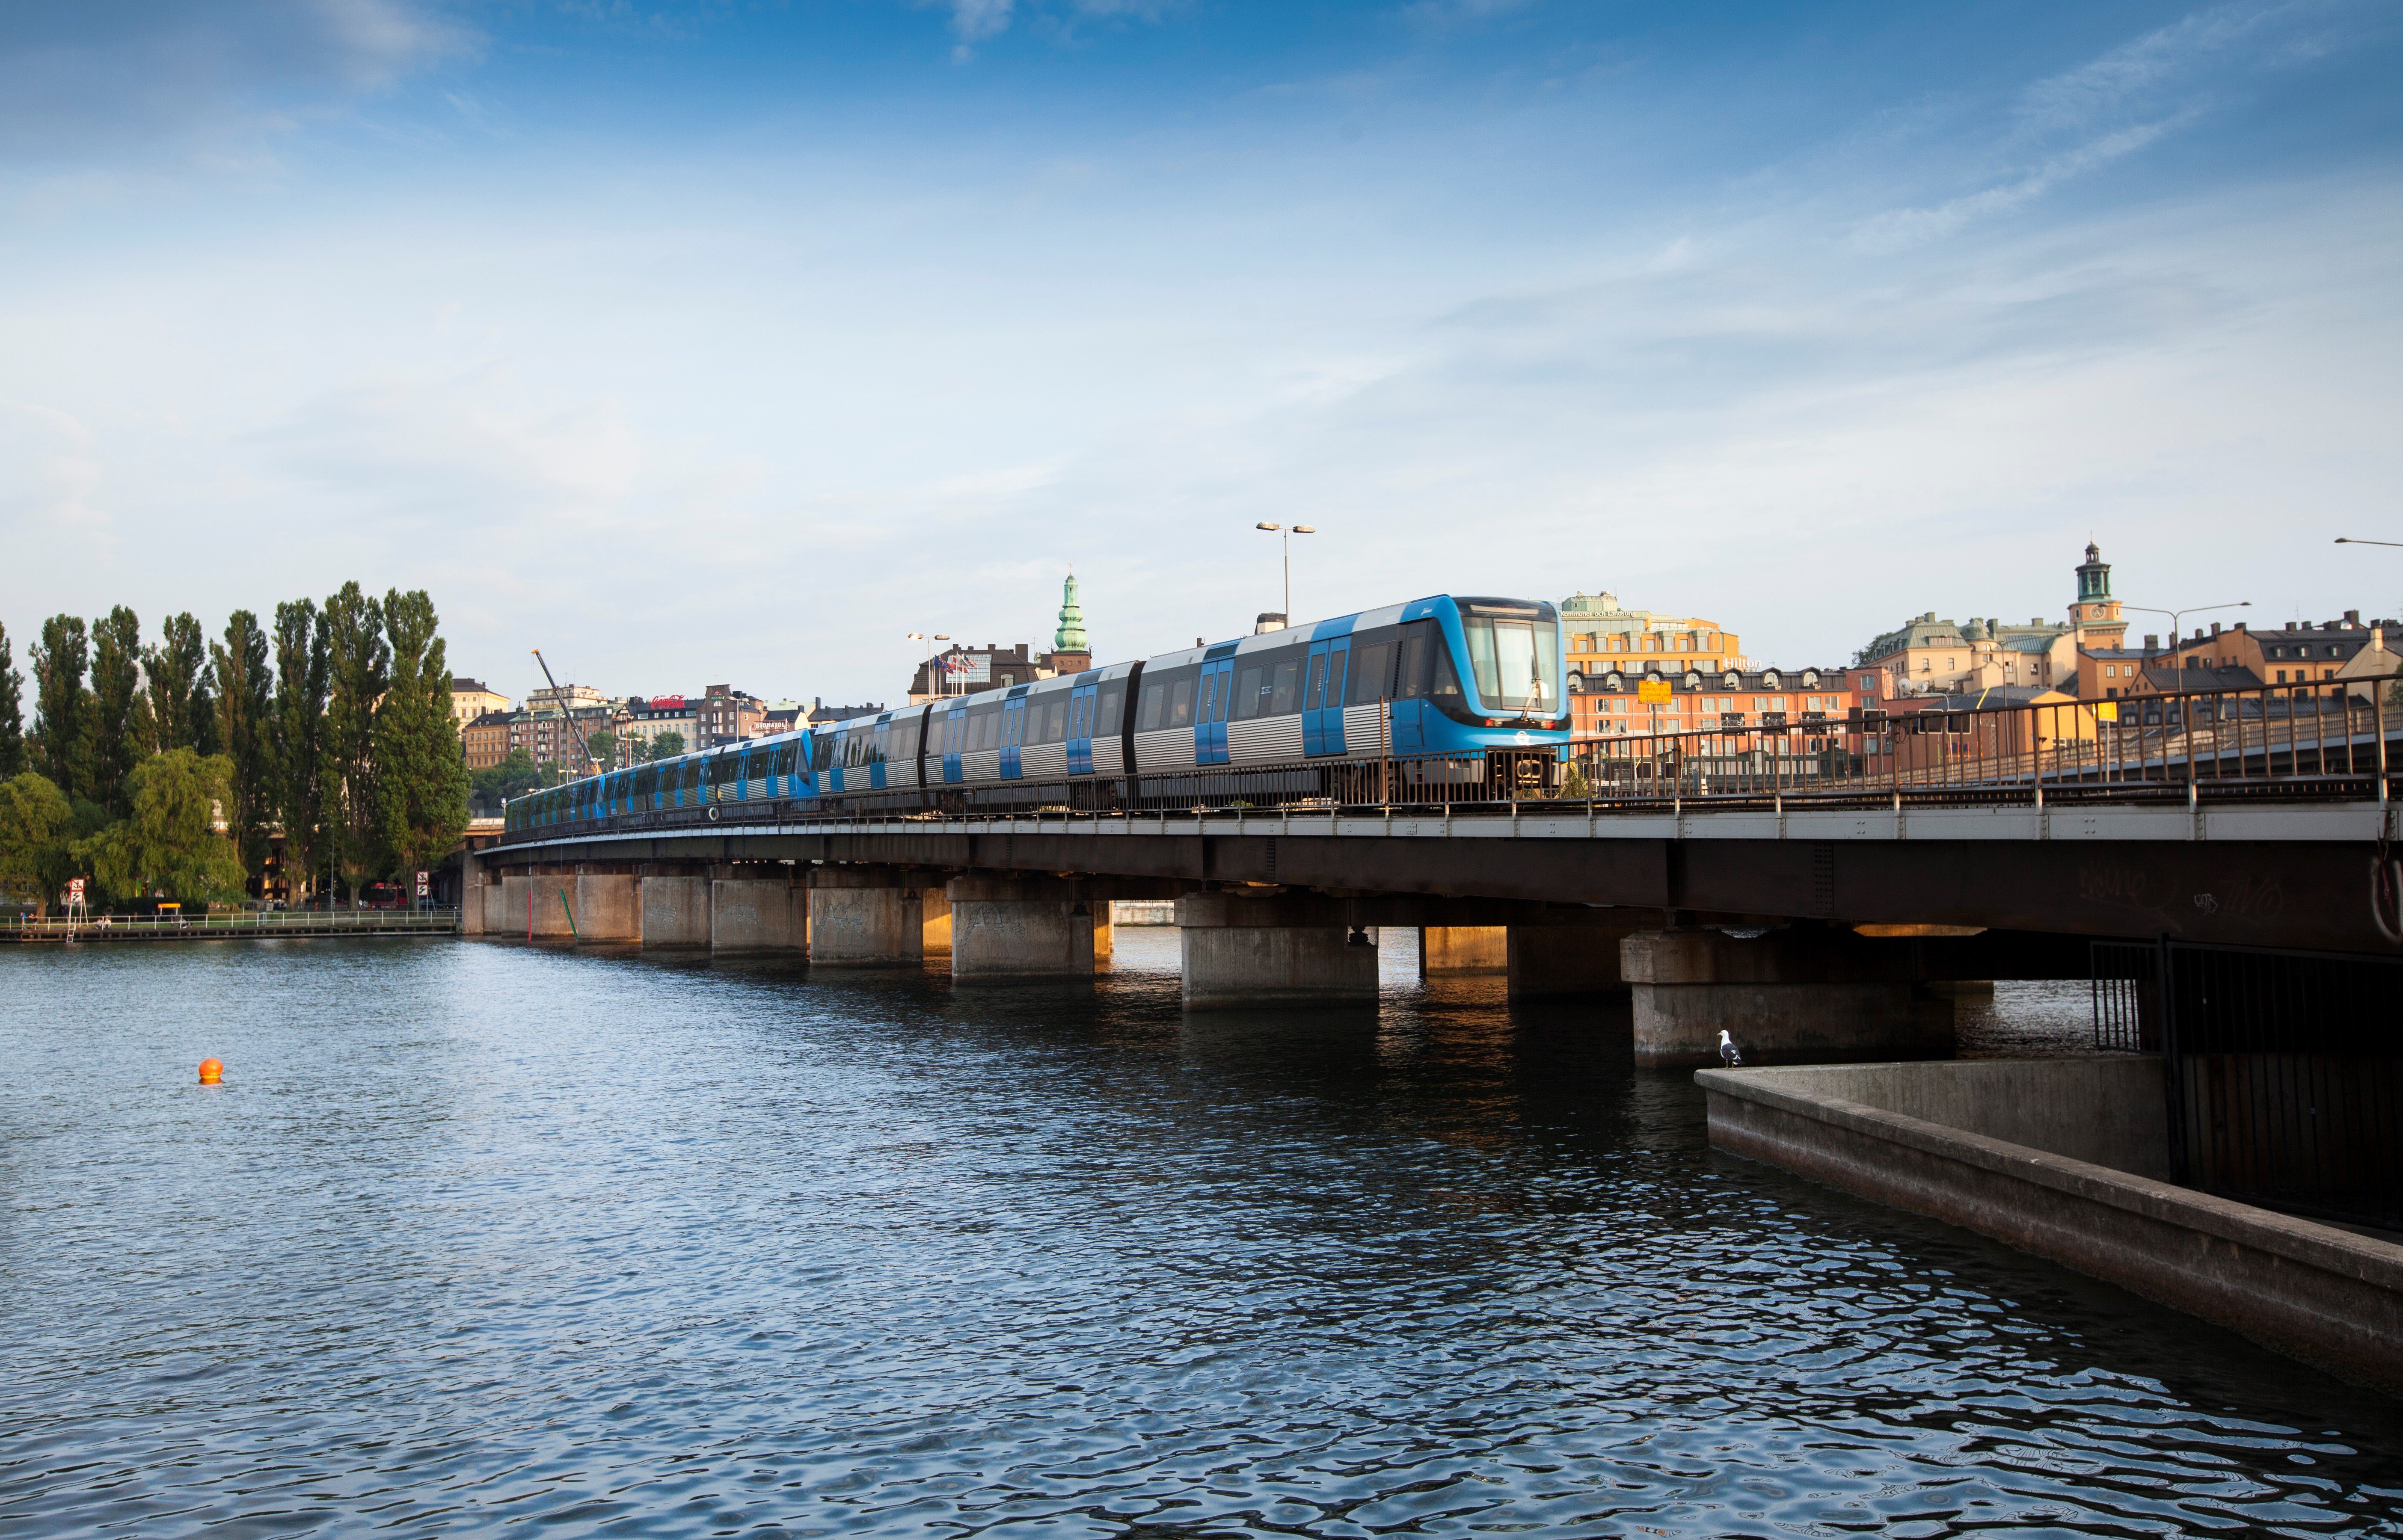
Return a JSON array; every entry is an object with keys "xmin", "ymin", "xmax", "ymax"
[{"xmin": 1458, "ymin": 603, "xmax": 1561, "ymax": 714}]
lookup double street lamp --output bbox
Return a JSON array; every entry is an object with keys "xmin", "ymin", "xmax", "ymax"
[
  {"xmin": 1255, "ymin": 522, "xmax": 1317, "ymax": 624},
  {"xmin": 909, "ymin": 632, "xmax": 953, "ymax": 699},
  {"xmin": 2124, "ymin": 601, "xmax": 2252, "ymax": 664}
]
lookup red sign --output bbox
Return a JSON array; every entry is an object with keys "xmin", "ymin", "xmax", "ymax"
[{"xmin": 67, "ymin": 878, "xmax": 85, "ymax": 901}]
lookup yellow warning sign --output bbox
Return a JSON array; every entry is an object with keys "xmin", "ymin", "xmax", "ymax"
[
  {"xmin": 2094, "ymin": 701, "xmax": 2119, "ymax": 722},
  {"xmin": 1636, "ymin": 678, "xmax": 1672, "ymax": 704}
]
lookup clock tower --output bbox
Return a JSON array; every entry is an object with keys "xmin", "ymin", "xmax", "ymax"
[{"xmin": 2071, "ymin": 541, "xmax": 2126, "ymax": 650}]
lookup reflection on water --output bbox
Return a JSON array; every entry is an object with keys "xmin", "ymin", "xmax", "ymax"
[{"xmin": 2, "ymin": 934, "xmax": 2398, "ymax": 1537}]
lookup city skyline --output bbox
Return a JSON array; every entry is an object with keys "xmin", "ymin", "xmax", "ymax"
[{"xmin": 5, "ymin": 2, "xmax": 2400, "ymax": 702}]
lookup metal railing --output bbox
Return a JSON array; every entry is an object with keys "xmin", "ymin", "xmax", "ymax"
[
  {"xmin": 499, "ymin": 681, "xmax": 2397, "ymax": 844},
  {"xmin": 7, "ymin": 909, "xmax": 462, "ymax": 941}
]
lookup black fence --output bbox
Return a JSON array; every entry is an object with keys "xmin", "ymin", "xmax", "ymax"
[{"xmin": 2093, "ymin": 939, "xmax": 2403, "ymax": 1231}]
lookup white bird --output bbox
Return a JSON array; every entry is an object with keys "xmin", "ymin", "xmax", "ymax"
[{"xmin": 1718, "ymin": 1029, "xmax": 1743, "ymax": 1068}]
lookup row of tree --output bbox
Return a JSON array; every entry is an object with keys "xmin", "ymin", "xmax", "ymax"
[{"xmin": 0, "ymin": 584, "xmax": 470, "ymax": 910}]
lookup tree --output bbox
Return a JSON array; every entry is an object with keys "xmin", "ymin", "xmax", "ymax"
[
  {"xmin": 0, "ymin": 621, "xmax": 22, "ymax": 779},
  {"xmin": 584, "ymin": 729, "xmax": 620, "ymax": 770},
  {"xmin": 644, "ymin": 731, "xmax": 685, "ymax": 761},
  {"xmin": 470, "ymin": 747, "xmax": 544, "ymax": 813},
  {"xmin": 29, "ymin": 615, "xmax": 89, "ymax": 799},
  {"xmin": 375, "ymin": 589, "xmax": 471, "ymax": 878},
  {"xmin": 0, "ymin": 771, "xmax": 74, "ymax": 914},
  {"xmin": 145, "ymin": 612, "xmax": 220, "ymax": 758},
  {"xmin": 76, "ymin": 750, "xmax": 246, "ymax": 907},
  {"xmin": 212, "ymin": 610, "xmax": 276, "ymax": 882},
  {"xmin": 88, "ymin": 605, "xmax": 146, "ymax": 816},
  {"xmin": 272, "ymin": 599, "xmax": 331, "ymax": 900},
  {"xmin": 320, "ymin": 582, "xmax": 389, "ymax": 892}
]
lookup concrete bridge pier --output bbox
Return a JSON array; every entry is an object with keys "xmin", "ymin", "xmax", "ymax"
[
  {"xmin": 807, "ymin": 867, "xmax": 934, "ymax": 965},
  {"xmin": 1502, "ymin": 910, "xmax": 1645, "ymax": 998},
  {"xmin": 949, "ymin": 876, "xmax": 1095, "ymax": 980},
  {"xmin": 641, "ymin": 874, "xmax": 712, "ymax": 948},
  {"xmin": 1622, "ymin": 927, "xmax": 1955, "ymax": 1068},
  {"xmin": 1179, "ymin": 891, "xmax": 1377, "ymax": 1010},
  {"xmin": 712, "ymin": 866, "xmax": 807, "ymax": 954}
]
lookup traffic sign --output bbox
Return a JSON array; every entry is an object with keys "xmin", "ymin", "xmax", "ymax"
[{"xmin": 66, "ymin": 877, "xmax": 85, "ymax": 901}]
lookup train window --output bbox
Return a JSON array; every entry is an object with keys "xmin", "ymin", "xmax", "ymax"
[
  {"xmin": 1038, "ymin": 694, "xmax": 1068, "ymax": 744},
  {"xmin": 1231, "ymin": 663, "xmax": 1266, "ymax": 720},
  {"xmin": 971, "ymin": 707, "xmax": 1001, "ymax": 752},
  {"xmin": 891, "ymin": 719, "xmax": 921, "ymax": 759},
  {"xmin": 1267, "ymin": 657, "xmax": 1300, "ymax": 714},
  {"xmin": 1347, "ymin": 631, "xmax": 1397, "ymax": 705},
  {"xmin": 1196, "ymin": 672, "xmax": 1219, "ymax": 725},
  {"xmin": 1098, "ymin": 686, "xmax": 1125, "ymax": 736},
  {"xmin": 1167, "ymin": 674, "xmax": 1196, "ymax": 728},
  {"xmin": 1396, "ymin": 624, "xmax": 1431, "ymax": 699},
  {"xmin": 810, "ymin": 734, "xmax": 833, "ymax": 770},
  {"xmin": 776, "ymin": 743, "xmax": 797, "ymax": 776},
  {"xmin": 1068, "ymin": 696, "xmax": 1088, "ymax": 740},
  {"xmin": 1431, "ymin": 646, "xmax": 1465, "ymax": 702},
  {"xmin": 1304, "ymin": 654, "xmax": 1329, "ymax": 712},
  {"xmin": 843, "ymin": 729, "xmax": 866, "ymax": 767},
  {"xmin": 1136, "ymin": 679, "xmax": 1167, "ymax": 732}
]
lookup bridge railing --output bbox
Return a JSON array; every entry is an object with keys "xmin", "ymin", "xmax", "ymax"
[
  {"xmin": 1567, "ymin": 679, "xmax": 2395, "ymax": 808},
  {"xmin": 498, "ymin": 681, "xmax": 2396, "ymax": 842}
]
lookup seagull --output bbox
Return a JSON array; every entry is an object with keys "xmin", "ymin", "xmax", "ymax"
[{"xmin": 1718, "ymin": 1029, "xmax": 1743, "ymax": 1068}]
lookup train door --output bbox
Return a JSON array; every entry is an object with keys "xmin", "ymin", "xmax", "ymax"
[
  {"xmin": 1304, "ymin": 637, "xmax": 1352, "ymax": 755},
  {"xmin": 871, "ymin": 721, "xmax": 891, "ymax": 790},
  {"xmin": 1066, "ymin": 681, "xmax": 1099, "ymax": 776},
  {"xmin": 1000, "ymin": 696, "xmax": 1027, "ymax": 778},
  {"xmin": 1389, "ymin": 621, "xmax": 1433, "ymax": 750},
  {"xmin": 1195, "ymin": 659, "xmax": 1233, "ymax": 765},
  {"xmin": 942, "ymin": 708, "xmax": 964, "ymax": 783}
]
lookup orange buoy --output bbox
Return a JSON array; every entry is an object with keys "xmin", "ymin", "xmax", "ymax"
[{"xmin": 198, "ymin": 1057, "xmax": 223, "ymax": 1085}]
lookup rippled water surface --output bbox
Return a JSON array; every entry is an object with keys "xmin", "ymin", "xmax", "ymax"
[{"xmin": 4, "ymin": 934, "xmax": 2399, "ymax": 1538}]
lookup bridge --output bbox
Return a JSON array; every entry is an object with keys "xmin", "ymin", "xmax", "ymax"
[{"xmin": 468, "ymin": 681, "xmax": 2400, "ymax": 1066}]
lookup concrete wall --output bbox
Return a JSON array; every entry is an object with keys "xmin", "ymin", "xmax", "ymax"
[
  {"xmin": 1733, "ymin": 1058, "xmax": 2171, "ymax": 1179},
  {"xmin": 573, "ymin": 874, "xmax": 640, "ymax": 942},
  {"xmin": 711, "ymin": 879, "xmax": 806, "ymax": 954},
  {"xmin": 1421, "ymin": 926, "xmax": 1505, "ymax": 974},
  {"xmin": 1111, "ymin": 900, "xmax": 1178, "ymax": 927},
  {"xmin": 499, "ymin": 874, "xmax": 579, "ymax": 941},
  {"xmin": 949, "ymin": 877, "xmax": 1094, "ymax": 978},
  {"xmin": 641, "ymin": 877, "xmax": 711, "ymax": 948},
  {"xmin": 1634, "ymin": 982, "xmax": 1955, "ymax": 1068},
  {"xmin": 809, "ymin": 887, "xmax": 920, "ymax": 964},
  {"xmin": 1507, "ymin": 925, "xmax": 1632, "ymax": 998},
  {"xmin": 1178, "ymin": 892, "xmax": 1377, "ymax": 1009},
  {"xmin": 1699, "ymin": 1060, "xmax": 2403, "ymax": 1395},
  {"xmin": 921, "ymin": 887, "xmax": 953, "ymax": 957}
]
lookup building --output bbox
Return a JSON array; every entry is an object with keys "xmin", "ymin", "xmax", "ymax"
[
  {"xmin": 625, "ymin": 696, "xmax": 698, "ymax": 755},
  {"xmin": 461, "ymin": 709, "xmax": 515, "ymax": 770},
  {"xmin": 2149, "ymin": 610, "xmax": 2391, "ymax": 694},
  {"xmin": 697, "ymin": 685, "xmax": 765, "ymax": 748},
  {"xmin": 906, "ymin": 574, "xmax": 1095, "ymax": 702},
  {"xmin": 509, "ymin": 705, "xmax": 616, "ymax": 772},
  {"xmin": 526, "ymin": 683, "xmax": 604, "ymax": 712},
  {"xmin": 1560, "ymin": 594, "xmax": 1743, "ymax": 704},
  {"xmin": 2333, "ymin": 624, "xmax": 2403, "ymax": 703},
  {"xmin": 450, "ymin": 678, "xmax": 511, "ymax": 726},
  {"xmin": 1857, "ymin": 613, "xmax": 2074, "ymax": 695},
  {"xmin": 1573, "ymin": 660, "xmax": 1884, "ymax": 740}
]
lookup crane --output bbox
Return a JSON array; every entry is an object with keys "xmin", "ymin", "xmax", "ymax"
[{"xmin": 530, "ymin": 648, "xmax": 605, "ymax": 776}]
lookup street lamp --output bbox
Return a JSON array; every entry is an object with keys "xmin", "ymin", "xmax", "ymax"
[
  {"xmin": 908, "ymin": 633, "xmax": 953, "ymax": 699},
  {"xmin": 2123, "ymin": 601, "xmax": 2250, "ymax": 666},
  {"xmin": 2335, "ymin": 537, "xmax": 2403, "ymax": 548},
  {"xmin": 1254, "ymin": 521, "xmax": 1317, "ymax": 623}
]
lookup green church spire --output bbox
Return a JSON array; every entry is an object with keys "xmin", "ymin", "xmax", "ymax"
[{"xmin": 1054, "ymin": 569, "xmax": 1087, "ymax": 652}]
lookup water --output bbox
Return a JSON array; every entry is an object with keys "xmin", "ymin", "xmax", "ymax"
[{"xmin": 3, "ymin": 935, "xmax": 2399, "ymax": 1537}]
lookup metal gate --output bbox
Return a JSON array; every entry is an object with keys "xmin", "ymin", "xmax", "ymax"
[{"xmin": 2096, "ymin": 940, "xmax": 2403, "ymax": 1231}]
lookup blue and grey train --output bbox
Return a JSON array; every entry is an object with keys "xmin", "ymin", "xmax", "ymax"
[{"xmin": 501, "ymin": 594, "xmax": 1567, "ymax": 839}]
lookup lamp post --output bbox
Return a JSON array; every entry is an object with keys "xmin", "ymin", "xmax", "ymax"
[
  {"xmin": 908, "ymin": 633, "xmax": 953, "ymax": 699},
  {"xmin": 2335, "ymin": 537, "xmax": 2403, "ymax": 548},
  {"xmin": 1254, "ymin": 522, "xmax": 1317, "ymax": 622},
  {"xmin": 2124, "ymin": 601, "xmax": 2251, "ymax": 670}
]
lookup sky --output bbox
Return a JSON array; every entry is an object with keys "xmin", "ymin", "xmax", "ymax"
[{"xmin": 3, "ymin": 0, "xmax": 2400, "ymax": 707}]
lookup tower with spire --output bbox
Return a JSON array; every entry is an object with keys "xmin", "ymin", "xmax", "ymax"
[
  {"xmin": 1043, "ymin": 569, "xmax": 1092, "ymax": 675},
  {"xmin": 2070, "ymin": 540, "xmax": 2126, "ymax": 649}
]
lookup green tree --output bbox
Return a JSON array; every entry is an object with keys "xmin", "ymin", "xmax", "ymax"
[
  {"xmin": 644, "ymin": 730, "xmax": 685, "ymax": 761},
  {"xmin": 272, "ymin": 599, "xmax": 331, "ymax": 900},
  {"xmin": 0, "ymin": 621, "xmax": 23, "ymax": 779},
  {"xmin": 375, "ymin": 589, "xmax": 471, "ymax": 878},
  {"xmin": 29, "ymin": 615, "xmax": 89, "ymax": 799},
  {"xmin": 88, "ymin": 605, "xmax": 146, "ymax": 816},
  {"xmin": 145, "ymin": 611, "xmax": 220, "ymax": 758},
  {"xmin": 470, "ymin": 747, "xmax": 545, "ymax": 813},
  {"xmin": 0, "ymin": 771, "xmax": 74, "ymax": 914},
  {"xmin": 321, "ymin": 583, "xmax": 389, "ymax": 891},
  {"xmin": 584, "ymin": 729, "xmax": 619, "ymax": 770},
  {"xmin": 75, "ymin": 750, "xmax": 246, "ymax": 907},
  {"xmin": 212, "ymin": 610, "xmax": 277, "ymax": 882}
]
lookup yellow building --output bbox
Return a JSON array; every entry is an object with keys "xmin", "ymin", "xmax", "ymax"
[
  {"xmin": 1559, "ymin": 593, "xmax": 1743, "ymax": 740},
  {"xmin": 450, "ymin": 677, "xmax": 511, "ymax": 726}
]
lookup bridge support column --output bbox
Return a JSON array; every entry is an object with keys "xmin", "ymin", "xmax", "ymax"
[
  {"xmin": 641, "ymin": 875, "xmax": 711, "ymax": 948},
  {"xmin": 1505, "ymin": 911, "xmax": 1645, "ymax": 998},
  {"xmin": 808, "ymin": 870, "xmax": 923, "ymax": 965},
  {"xmin": 1179, "ymin": 891, "xmax": 1377, "ymax": 1010},
  {"xmin": 1622, "ymin": 928, "xmax": 1954, "ymax": 1068},
  {"xmin": 948, "ymin": 876, "xmax": 1095, "ymax": 980},
  {"xmin": 572, "ymin": 872, "xmax": 640, "ymax": 942},
  {"xmin": 500, "ymin": 873, "xmax": 580, "ymax": 942},
  {"xmin": 462, "ymin": 855, "xmax": 490, "ymax": 936},
  {"xmin": 1420, "ymin": 926, "xmax": 1505, "ymax": 975},
  {"xmin": 920, "ymin": 886, "xmax": 953, "ymax": 957},
  {"xmin": 712, "ymin": 875, "xmax": 807, "ymax": 954}
]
